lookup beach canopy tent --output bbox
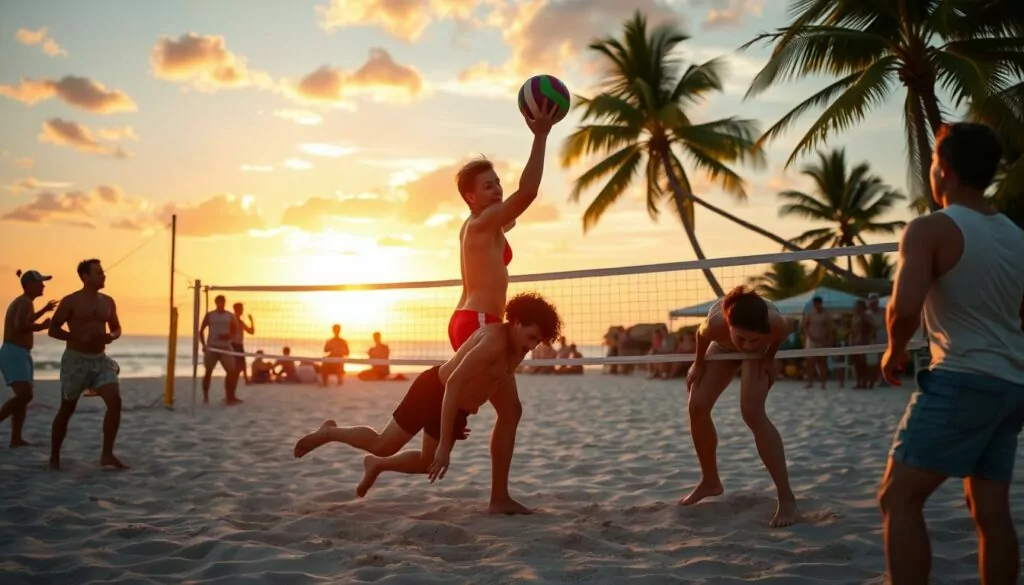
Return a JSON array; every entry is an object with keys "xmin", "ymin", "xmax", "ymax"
[{"xmin": 669, "ymin": 286, "xmax": 878, "ymax": 319}]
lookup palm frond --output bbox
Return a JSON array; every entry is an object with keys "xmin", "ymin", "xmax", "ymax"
[
  {"xmin": 560, "ymin": 124, "xmax": 642, "ymax": 168},
  {"xmin": 581, "ymin": 149, "xmax": 644, "ymax": 232},
  {"xmin": 568, "ymin": 144, "xmax": 641, "ymax": 203}
]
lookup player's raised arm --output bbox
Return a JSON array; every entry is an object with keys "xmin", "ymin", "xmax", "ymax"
[{"xmin": 472, "ymin": 102, "xmax": 558, "ymax": 232}]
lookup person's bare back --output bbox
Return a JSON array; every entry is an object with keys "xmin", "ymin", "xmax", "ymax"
[
  {"xmin": 3, "ymin": 297, "xmax": 36, "ymax": 350},
  {"xmin": 439, "ymin": 323, "xmax": 523, "ymax": 412}
]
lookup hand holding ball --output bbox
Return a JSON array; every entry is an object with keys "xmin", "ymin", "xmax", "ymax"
[{"xmin": 518, "ymin": 75, "xmax": 571, "ymax": 130}]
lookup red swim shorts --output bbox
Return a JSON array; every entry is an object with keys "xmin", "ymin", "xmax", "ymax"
[{"xmin": 448, "ymin": 309, "xmax": 501, "ymax": 350}]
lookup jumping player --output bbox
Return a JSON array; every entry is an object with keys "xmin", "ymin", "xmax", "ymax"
[
  {"xmin": 444, "ymin": 101, "xmax": 558, "ymax": 515},
  {"xmin": 683, "ymin": 285, "xmax": 799, "ymax": 528},
  {"xmin": 294, "ymin": 293, "xmax": 561, "ymax": 504},
  {"xmin": 0, "ymin": 270, "xmax": 57, "ymax": 447}
]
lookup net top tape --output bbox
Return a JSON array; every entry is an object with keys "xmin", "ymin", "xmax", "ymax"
[{"xmin": 205, "ymin": 242, "xmax": 899, "ymax": 293}]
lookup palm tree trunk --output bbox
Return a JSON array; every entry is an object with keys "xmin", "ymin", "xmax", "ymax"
[
  {"xmin": 910, "ymin": 98, "xmax": 939, "ymax": 213},
  {"xmin": 667, "ymin": 175, "xmax": 890, "ymax": 292},
  {"xmin": 658, "ymin": 157, "xmax": 725, "ymax": 297}
]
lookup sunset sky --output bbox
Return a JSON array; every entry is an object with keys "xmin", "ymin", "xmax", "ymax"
[{"xmin": 0, "ymin": 0, "xmax": 916, "ymax": 337}]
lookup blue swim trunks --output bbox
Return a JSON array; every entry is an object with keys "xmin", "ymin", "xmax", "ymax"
[
  {"xmin": 0, "ymin": 343, "xmax": 34, "ymax": 387},
  {"xmin": 889, "ymin": 368, "xmax": 1024, "ymax": 482}
]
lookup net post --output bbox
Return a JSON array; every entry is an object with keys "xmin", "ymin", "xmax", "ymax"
[
  {"xmin": 190, "ymin": 280, "xmax": 201, "ymax": 415},
  {"xmin": 163, "ymin": 307, "xmax": 178, "ymax": 409}
]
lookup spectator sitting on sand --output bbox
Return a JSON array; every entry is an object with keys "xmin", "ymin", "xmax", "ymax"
[
  {"xmin": 251, "ymin": 351, "xmax": 273, "ymax": 384},
  {"xmin": 358, "ymin": 332, "xmax": 391, "ymax": 381},
  {"xmin": 556, "ymin": 343, "xmax": 583, "ymax": 375},
  {"xmin": 273, "ymin": 347, "xmax": 299, "ymax": 383}
]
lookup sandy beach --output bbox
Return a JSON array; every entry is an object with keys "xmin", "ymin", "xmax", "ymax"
[{"xmin": 1, "ymin": 373, "xmax": 1019, "ymax": 584}]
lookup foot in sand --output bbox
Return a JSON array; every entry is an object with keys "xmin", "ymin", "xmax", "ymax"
[
  {"xmin": 100, "ymin": 454, "xmax": 129, "ymax": 470},
  {"xmin": 488, "ymin": 497, "xmax": 533, "ymax": 515},
  {"xmin": 679, "ymin": 479, "xmax": 724, "ymax": 506},
  {"xmin": 356, "ymin": 455, "xmax": 381, "ymax": 497},
  {"xmin": 769, "ymin": 498, "xmax": 799, "ymax": 528},
  {"xmin": 10, "ymin": 439, "xmax": 34, "ymax": 448},
  {"xmin": 293, "ymin": 420, "xmax": 337, "ymax": 458}
]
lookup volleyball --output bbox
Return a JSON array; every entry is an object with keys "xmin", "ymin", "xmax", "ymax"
[{"xmin": 518, "ymin": 74, "xmax": 571, "ymax": 124}]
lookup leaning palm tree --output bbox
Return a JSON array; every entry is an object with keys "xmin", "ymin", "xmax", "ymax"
[
  {"xmin": 742, "ymin": 0, "xmax": 1024, "ymax": 213},
  {"xmin": 747, "ymin": 261, "xmax": 813, "ymax": 300},
  {"xmin": 562, "ymin": 11, "xmax": 879, "ymax": 297},
  {"xmin": 778, "ymin": 149, "xmax": 907, "ymax": 271}
]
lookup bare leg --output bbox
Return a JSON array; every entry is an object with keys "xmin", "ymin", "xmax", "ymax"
[
  {"xmin": 680, "ymin": 356, "xmax": 738, "ymax": 505},
  {"xmin": 94, "ymin": 384, "xmax": 128, "ymax": 469},
  {"xmin": 294, "ymin": 418, "xmax": 413, "ymax": 459},
  {"xmin": 1, "ymin": 383, "xmax": 34, "ymax": 447},
  {"xmin": 358, "ymin": 432, "xmax": 437, "ymax": 497},
  {"xmin": 487, "ymin": 375, "xmax": 531, "ymax": 515},
  {"xmin": 965, "ymin": 477, "xmax": 1020, "ymax": 585},
  {"xmin": 878, "ymin": 459, "xmax": 947, "ymax": 584},
  {"xmin": 739, "ymin": 360, "xmax": 798, "ymax": 527},
  {"xmin": 201, "ymin": 364, "xmax": 213, "ymax": 404},
  {"xmin": 49, "ymin": 398, "xmax": 78, "ymax": 470},
  {"xmin": 815, "ymin": 357, "xmax": 828, "ymax": 389}
]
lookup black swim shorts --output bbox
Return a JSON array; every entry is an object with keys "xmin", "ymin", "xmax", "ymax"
[{"xmin": 393, "ymin": 365, "xmax": 469, "ymax": 441}]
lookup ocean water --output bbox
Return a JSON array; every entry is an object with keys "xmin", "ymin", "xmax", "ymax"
[{"xmin": 23, "ymin": 335, "xmax": 611, "ymax": 380}]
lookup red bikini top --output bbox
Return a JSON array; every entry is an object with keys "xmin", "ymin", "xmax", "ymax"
[{"xmin": 503, "ymin": 240, "xmax": 513, "ymax": 266}]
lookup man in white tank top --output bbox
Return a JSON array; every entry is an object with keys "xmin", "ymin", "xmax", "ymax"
[
  {"xmin": 878, "ymin": 122, "xmax": 1024, "ymax": 585},
  {"xmin": 199, "ymin": 294, "xmax": 241, "ymax": 405}
]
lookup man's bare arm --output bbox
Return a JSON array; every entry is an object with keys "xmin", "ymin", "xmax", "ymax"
[
  {"xmin": 472, "ymin": 134, "xmax": 548, "ymax": 232},
  {"xmin": 105, "ymin": 297, "xmax": 122, "ymax": 343},
  {"xmin": 243, "ymin": 317, "xmax": 254, "ymax": 335},
  {"xmin": 888, "ymin": 218, "xmax": 937, "ymax": 354},
  {"xmin": 198, "ymin": 314, "xmax": 209, "ymax": 346},
  {"xmin": 439, "ymin": 330, "xmax": 503, "ymax": 449},
  {"xmin": 48, "ymin": 297, "xmax": 74, "ymax": 341}
]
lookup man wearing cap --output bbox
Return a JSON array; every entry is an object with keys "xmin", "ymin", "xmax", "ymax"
[
  {"xmin": 0, "ymin": 270, "xmax": 58, "ymax": 447},
  {"xmin": 48, "ymin": 258, "xmax": 127, "ymax": 470}
]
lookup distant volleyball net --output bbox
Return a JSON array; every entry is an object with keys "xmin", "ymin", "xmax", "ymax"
[{"xmin": 191, "ymin": 243, "xmax": 926, "ymax": 377}]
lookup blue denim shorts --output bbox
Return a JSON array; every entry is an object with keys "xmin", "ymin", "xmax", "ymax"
[{"xmin": 890, "ymin": 369, "xmax": 1024, "ymax": 482}]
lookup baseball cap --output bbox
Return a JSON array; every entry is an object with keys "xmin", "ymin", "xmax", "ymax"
[{"xmin": 18, "ymin": 270, "xmax": 52, "ymax": 285}]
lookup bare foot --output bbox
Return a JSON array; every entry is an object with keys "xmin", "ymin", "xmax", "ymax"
[
  {"xmin": 100, "ymin": 454, "xmax": 129, "ymax": 469},
  {"xmin": 10, "ymin": 439, "xmax": 34, "ymax": 448},
  {"xmin": 293, "ymin": 420, "xmax": 337, "ymax": 458},
  {"xmin": 678, "ymin": 480, "xmax": 724, "ymax": 506},
  {"xmin": 769, "ymin": 498, "xmax": 800, "ymax": 528},
  {"xmin": 487, "ymin": 497, "xmax": 534, "ymax": 515},
  {"xmin": 356, "ymin": 455, "xmax": 381, "ymax": 497}
]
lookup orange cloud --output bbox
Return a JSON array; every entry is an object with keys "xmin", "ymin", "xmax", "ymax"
[
  {"xmin": 38, "ymin": 118, "xmax": 132, "ymax": 158},
  {"xmin": 454, "ymin": 0, "xmax": 681, "ymax": 94},
  {"xmin": 150, "ymin": 33, "xmax": 272, "ymax": 92},
  {"xmin": 97, "ymin": 126, "xmax": 139, "ymax": 142},
  {"xmin": 286, "ymin": 48, "xmax": 423, "ymax": 107},
  {"xmin": 316, "ymin": 0, "xmax": 478, "ymax": 42},
  {"xmin": 154, "ymin": 194, "xmax": 265, "ymax": 237},
  {"xmin": 702, "ymin": 0, "xmax": 763, "ymax": 28},
  {"xmin": 15, "ymin": 27, "xmax": 67, "ymax": 57},
  {"xmin": 1, "ymin": 185, "xmax": 143, "ymax": 228},
  {"xmin": 281, "ymin": 194, "xmax": 398, "ymax": 230},
  {"xmin": 0, "ymin": 75, "xmax": 137, "ymax": 113},
  {"xmin": 5, "ymin": 176, "xmax": 74, "ymax": 194},
  {"xmin": 13, "ymin": 157, "xmax": 35, "ymax": 169}
]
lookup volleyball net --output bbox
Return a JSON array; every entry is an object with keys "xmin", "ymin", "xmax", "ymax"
[{"xmin": 191, "ymin": 243, "xmax": 927, "ymax": 376}]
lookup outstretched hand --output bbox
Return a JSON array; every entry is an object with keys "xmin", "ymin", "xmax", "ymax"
[
  {"xmin": 43, "ymin": 299, "xmax": 58, "ymax": 313},
  {"xmin": 524, "ymin": 100, "xmax": 559, "ymax": 136},
  {"xmin": 428, "ymin": 445, "xmax": 452, "ymax": 483}
]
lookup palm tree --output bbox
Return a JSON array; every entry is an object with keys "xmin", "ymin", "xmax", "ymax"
[
  {"xmin": 777, "ymin": 149, "xmax": 907, "ymax": 271},
  {"xmin": 562, "ymin": 11, "xmax": 883, "ymax": 297},
  {"xmin": 860, "ymin": 253, "xmax": 896, "ymax": 280},
  {"xmin": 742, "ymin": 1, "xmax": 1024, "ymax": 213},
  {"xmin": 747, "ymin": 262, "xmax": 813, "ymax": 300}
]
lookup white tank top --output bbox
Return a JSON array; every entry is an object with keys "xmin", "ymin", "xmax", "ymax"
[
  {"xmin": 206, "ymin": 310, "xmax": 234, "ymax": 349},
  {"xmin": 923, "ymin": 205, "xmax": 1024, "ymax": 384}
]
